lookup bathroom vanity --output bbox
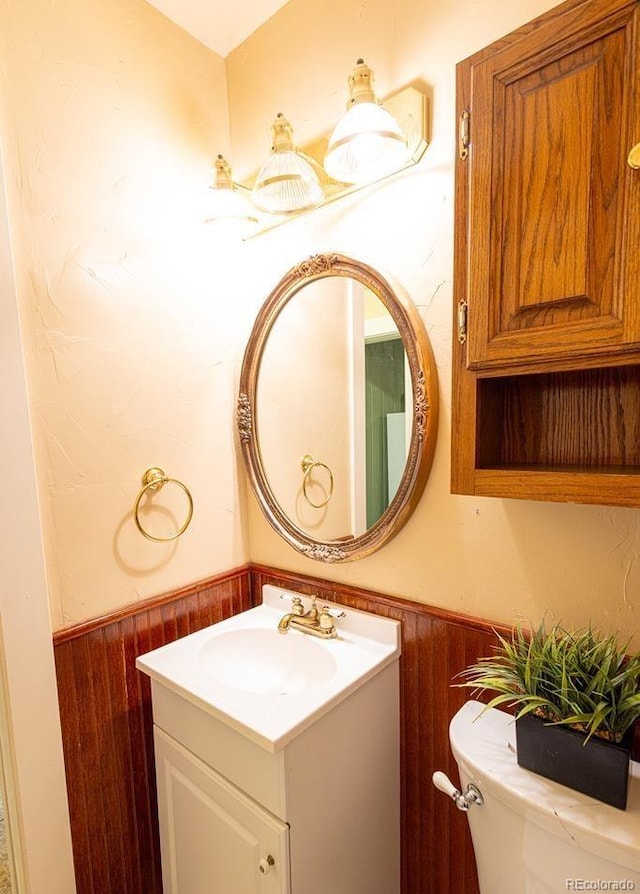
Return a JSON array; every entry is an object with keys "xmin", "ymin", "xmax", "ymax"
[{"xmin": 136, "ymin": 586, "xmax": 401, "ymax": 894}]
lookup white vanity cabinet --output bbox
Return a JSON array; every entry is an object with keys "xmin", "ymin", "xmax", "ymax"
[
  {"xmin": 137, "ymin": 588, "xmax": 401, "ymax": 894},
  {"xmin": 153, "ymin": 728, "xmax": 290, "ymax": 894}
]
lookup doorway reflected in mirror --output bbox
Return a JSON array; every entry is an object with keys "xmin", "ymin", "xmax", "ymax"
[{"xmin": 365, "ymin": 335, "xmax": 407, "ymax": 528}]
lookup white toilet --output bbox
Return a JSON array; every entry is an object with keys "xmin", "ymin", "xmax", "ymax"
[{"xmin": 442, "ymin": 700, "xmax": 640, "ymax": 893}]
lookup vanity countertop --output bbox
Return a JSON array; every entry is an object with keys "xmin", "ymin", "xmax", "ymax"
[{"xmin": 136, "ymin": 585, "xmax": 400, "ymax": 751}]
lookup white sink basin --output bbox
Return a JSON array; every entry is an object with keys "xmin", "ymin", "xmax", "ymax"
[
  {"xmin": 136, "ymin": 585, "xmax": 400, "ymax": 751},
  {"xmin": 200, "ymin": 628, "xmax": 338, "ymax": 694}
]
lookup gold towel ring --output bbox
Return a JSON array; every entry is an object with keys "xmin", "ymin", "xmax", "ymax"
[
  {"xmin": 134, "ymin": 467, "xmax": 194, "ymax": 542},
  {"xmin": 301, "ymin": 454, "xmax": 334, "ymax": 509}
]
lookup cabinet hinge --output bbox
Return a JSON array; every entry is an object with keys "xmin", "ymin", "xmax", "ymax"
[
  {"xmin": 457, "ymin": 299, "xmax": 468, "ymax": 344},
  {"xmin": 459, "ymin": 110, "xmax": 470, "ymax": 161}
]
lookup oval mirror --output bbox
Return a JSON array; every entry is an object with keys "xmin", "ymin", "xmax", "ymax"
[{"xmin": 237, "ymin": 253, "xmax": 438, "ymax": 562}]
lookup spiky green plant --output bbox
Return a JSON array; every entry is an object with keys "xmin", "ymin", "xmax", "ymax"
[{"xmin": 457, "ymin": 622, "xmax": 640, "ymax": 743}]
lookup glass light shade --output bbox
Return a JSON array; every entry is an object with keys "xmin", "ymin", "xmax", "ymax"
[
  {"xmin": 204, "ymin": 154, "xmax": 258, "ymax": 238},
  {"xmin": 252, "ymin": 113, "xmax": 323, "ymax": 215},
  {"xmin": 252, "ymin": 150, "xmax": 323, "ymax": 214},
  {"xmin": 205, "ymin": 185, "xmax": 258, "ymax": 224},
  {"xmin": 324, "ymin": 101, "xmax": 409, "ymax": 185}
]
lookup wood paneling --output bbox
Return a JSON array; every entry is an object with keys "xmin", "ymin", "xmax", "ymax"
[
  {"xmin": 53, "ymin": 567, "xmax": 253, "ymax": 894},
  {"xmin": 54, "ymin": 563, "xmax": 511, "ymax": 894}
]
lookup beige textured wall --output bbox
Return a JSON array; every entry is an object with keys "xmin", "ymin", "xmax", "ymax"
[
  {"xmin": 3, "ymin": 0, "xmax": 640, "ymax": 642},
  {"xmin": 227, "ymin": 0, "xmax": 640, "ymax": 642},
  {"xmin": 0, "ymin": 0, "xmax": 248, "ymax": 629}
]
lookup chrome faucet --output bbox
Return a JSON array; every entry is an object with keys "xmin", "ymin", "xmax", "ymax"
[{"xmin": 277, "ymin": 595, "xmax": 345, "ymax": 639}]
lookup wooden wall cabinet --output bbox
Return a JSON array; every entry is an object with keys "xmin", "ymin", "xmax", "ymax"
[{"xmin": 452, "ymin": 0, "xmax": 640, "ymax": 506}]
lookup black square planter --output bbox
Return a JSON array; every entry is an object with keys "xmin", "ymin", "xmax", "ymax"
[{"xmin": 515, "ymin": 713, "xmax": 633, "ymax": 809}]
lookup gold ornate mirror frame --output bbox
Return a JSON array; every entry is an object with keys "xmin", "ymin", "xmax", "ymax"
[{"xmin": 237, "ymin": 252, "xmax": 438, "ymax": 562}]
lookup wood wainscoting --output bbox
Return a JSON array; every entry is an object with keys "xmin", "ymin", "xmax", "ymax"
[
  {"xmin": 53, "ymin": 567, "xmax": 253, "ymax": 894},
  {"xmin": 53, "ymin": 564, "xmax": 507, "ymax": 894}
]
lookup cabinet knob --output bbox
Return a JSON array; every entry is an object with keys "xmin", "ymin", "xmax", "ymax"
[
  {"xmin": 259, "ymin": 855, "xmax": 275, "ymax": 875},
  {"xmin": 628, "ymin": 143, "xmax": 640, "ymax": 170}
]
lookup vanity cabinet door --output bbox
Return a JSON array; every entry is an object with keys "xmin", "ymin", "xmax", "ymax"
[
  {"xmin": 154, "ymin": 728, "xmax": 290, "ymax": 894},
  {"xmin": 461, "ymin": 0, "xmax": 640, "ymax": 371}
]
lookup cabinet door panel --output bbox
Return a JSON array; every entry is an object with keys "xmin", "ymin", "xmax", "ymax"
[
  {"xmin": 154, "ymin": 728, "xmax": 290, "ymax": 894},
  {"xmin": 466, "ymin": 0, "xmax": 640, "ymax": 368}
]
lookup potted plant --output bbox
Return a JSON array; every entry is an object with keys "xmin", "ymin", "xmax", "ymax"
[{"xmin": 457, "ymin": 621, "xmax": 640, "ymax": 809}]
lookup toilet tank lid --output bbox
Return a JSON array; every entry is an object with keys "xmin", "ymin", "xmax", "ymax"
[{"xmin": 449, "ymin": 700, "xmax": 640, "ymax": 874}]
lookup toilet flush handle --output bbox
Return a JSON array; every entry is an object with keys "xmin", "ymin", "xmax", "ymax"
[{"xmin": 432, "ymin": 771, "xmax": 484, "ymax": 811}]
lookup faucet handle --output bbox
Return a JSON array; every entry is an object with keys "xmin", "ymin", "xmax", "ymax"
[
  {"xmin": 321, "ymin": 605, "xmax": 346, "ymax": 619},
  {"xmin": 279, "ymin": 594, "xmax": 305, "ymax": 615},
  {"xmin": 319, "ymin": 605, "xmax": 346, "ymax": 630}
]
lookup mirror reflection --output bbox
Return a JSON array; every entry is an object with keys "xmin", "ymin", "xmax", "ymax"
[
  {"xmin": 256, "ymin": 278, "xmax": 410, "ymax": 541},
  {"xmin": 238, "ymin": 252, "xmax": 438, "ymax": 562}
]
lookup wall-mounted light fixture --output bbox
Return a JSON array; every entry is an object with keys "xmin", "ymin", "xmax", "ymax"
[
  {"xmin": 252, "ymin": 113, "xmax": 324, "ymax": 214},
  {"xmin": 204, "ymin": 154, "xmax": 258, "ymax": 237},
  {"xmin": 324, "ymin": 59, "xmax": 409, "ymax": 185},
  {"xmin": 207, "ymin": 61, "xmax": 429, "ymax": 237}
]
